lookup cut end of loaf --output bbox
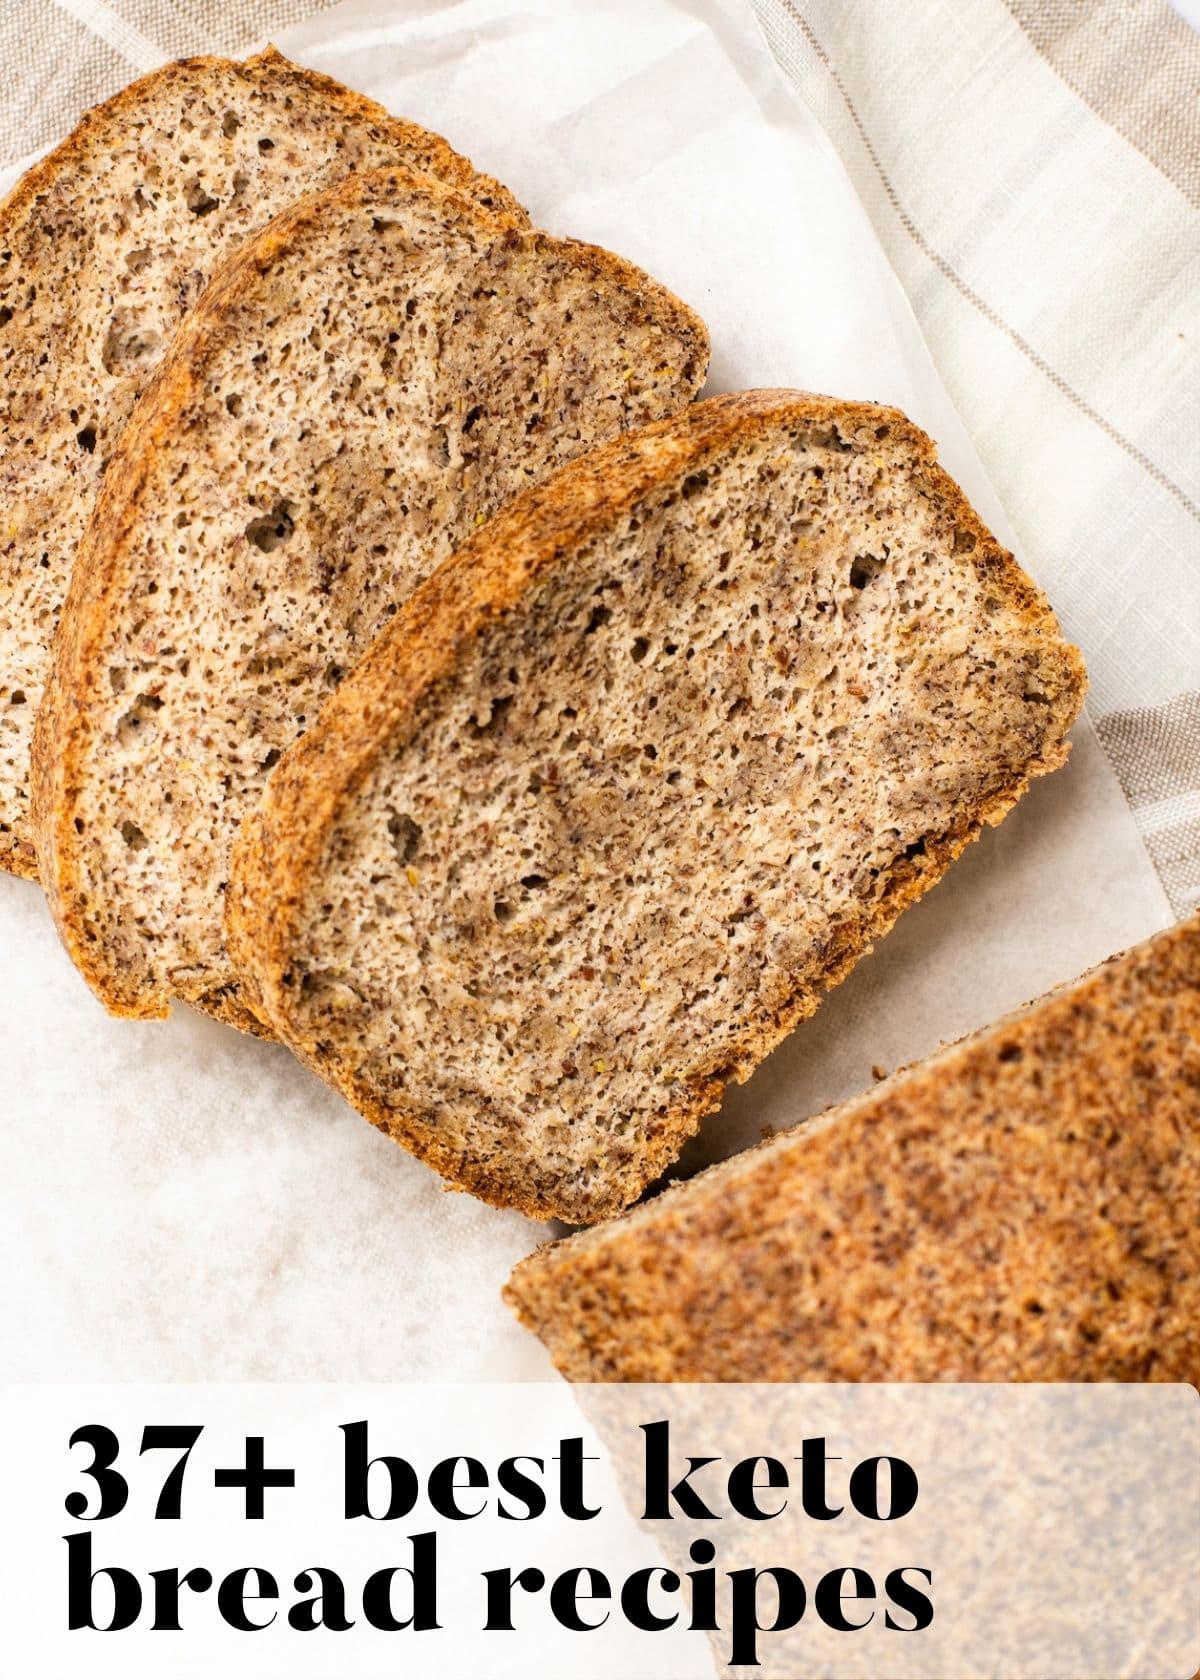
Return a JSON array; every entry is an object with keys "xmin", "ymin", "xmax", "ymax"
[
  {"xmin": 504, "ymin": 911, "xmax": 1200, "ymax": 1381},
  {"xmin": 230, "ymin": 389, "xmax": 1086, "ymax": 1223}
]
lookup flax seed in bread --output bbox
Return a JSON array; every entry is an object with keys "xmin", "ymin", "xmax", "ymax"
[
  {"xmin": 33, "ymin": 167, "xmax": 709, "ymax": 1032},
  {"xmin": 505, "ymin": 913, "xmax": 1200, "ymax": 1377},
  {"xmin": 0, "ymin": 46, "xmax": 523, "ymax": 879},
  {"xmin": 228, "ymin": 390, "xmax": 1086, "ymax": 1221}
]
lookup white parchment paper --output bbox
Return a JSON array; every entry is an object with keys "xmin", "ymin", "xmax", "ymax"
[{"xmin": 0, "ymin": 0, "xmax": 1172, "ymax": 1385}]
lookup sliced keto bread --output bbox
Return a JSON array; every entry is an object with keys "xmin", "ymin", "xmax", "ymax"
[
  {"xmin": 227, "ymin": 389, "xmax": 1086, "ymax": 1222},
  {"xmin": 0, "ymin": 47, "xmax": 524, "ymax": 880},
  {"xmin": 33, "ymin": 167, "xmax": 709, "ymax": 1032},
  {"xmin": 504, "ymin": 912, "xmax": 1200, "ymax": 1378}
]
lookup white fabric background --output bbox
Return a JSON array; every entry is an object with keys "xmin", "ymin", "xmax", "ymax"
[{"xmin": 0, "ymin": 0, "xmax": 1178, "ymax": 1385}]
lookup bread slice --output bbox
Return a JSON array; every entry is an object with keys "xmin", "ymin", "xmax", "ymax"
[
  {"xmin": 33, "ymin": 167, "xmax": 709, "ymax": 1033},
  {"xmin": 506, "ymin": 912, "xmax": 1200, "ymax": 1378},
  {"xmin": 0, "ymin": 47, "xmax": 524, "ymax": 881},
  {"xmin": 227, "ymin": 389, "xmax": 1086, "ymax": 1220}
]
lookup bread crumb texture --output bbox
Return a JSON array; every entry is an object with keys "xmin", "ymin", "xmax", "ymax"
[
  {"xmin": 505, "ymin": 911, "xmax": 1200, "ymax": 1378},
  {"xmin": 0, "ymin": 46, "xmax": 523, "ymax": 878},
  {"xmin": 33, "ymin": 166, "xmax": 708, "ymax": 1026},
  {"xmin": 229, "ymin": 390, "xmax": 1086, "ymax": 1223}
]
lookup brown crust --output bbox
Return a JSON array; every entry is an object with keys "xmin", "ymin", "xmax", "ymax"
[
  {"xmin": 0, "ymin": 45, "xmax": 526, "ymax": 882},
  {"xmin": 227, "ymin": 389, "xmax": 1087, "ymax": 1222},
  {"xmin": 3, "ymin": 838, "xmax": 39, "ymax": 880},
  {"xmin": 504, "ymin": 912, "xmax": 1200, "ymax": 1380},
  {"xmin": 194, "ymin": 985, "xmax": 277, "ymax": 1039},
  {"xmin": 31, "ymin": 165, "xmax": 709, "ymax": 1021}
]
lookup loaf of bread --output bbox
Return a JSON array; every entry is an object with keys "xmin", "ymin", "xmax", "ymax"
[
  {"xmin": 0, "ymin": 46, "xmax": 523, "ymax": 879},
  {"xmin": 33, "ymin": 167, "xmax": 709, "ymax": 1033},
  {"xmin": 505, "ymin": 912, "xmax": 1200, "ymax": 1378},
  {"xmin": 228, "ymin": 390, "xmax": 1086, "ymax": 1220}
]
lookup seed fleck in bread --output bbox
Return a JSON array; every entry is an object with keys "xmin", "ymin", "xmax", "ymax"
[
  {"xmin": 505, "ymin": 913, "xmax": 1200, "ymax": 1379},
  {"xmin": 228, "ymin": 390, "xmax": 1086, "ymax": 1221},
  {"xmin": 33, "ymin": 168, "xmax": 709, "ymax": 1031},
  {"xmin": 0, "ymin": 46, "xmax": 523, "ymax": 879}
]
